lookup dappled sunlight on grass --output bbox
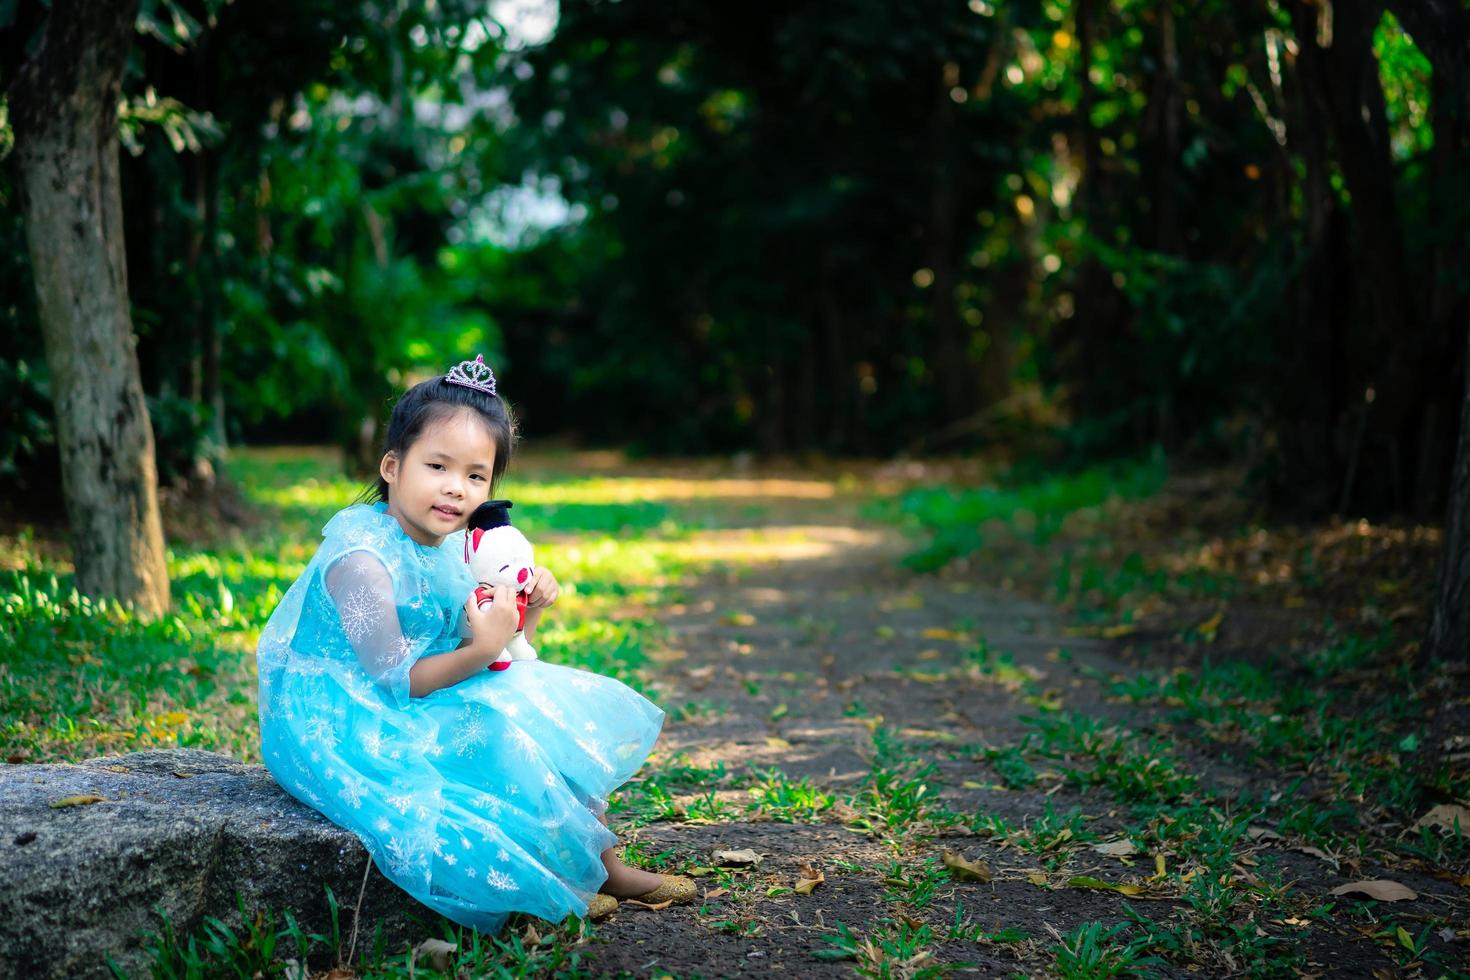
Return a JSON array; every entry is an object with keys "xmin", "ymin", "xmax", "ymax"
[{"xmin": 509, "ymin": 474, "xmax": 837, "ymax": 504}]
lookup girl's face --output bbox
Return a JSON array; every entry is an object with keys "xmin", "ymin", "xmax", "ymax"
[{"xmin": 379, "ymin": 408, "xmax": 497, "ymax": 546}]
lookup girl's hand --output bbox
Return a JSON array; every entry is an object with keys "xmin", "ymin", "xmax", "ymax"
[
  {"xmin": 465, "ymin": 584, "xmax": 518, "ymax": 655},
  {"xmin": 525, "ymin": 567, "xmax": 561, "ymax": 608}
]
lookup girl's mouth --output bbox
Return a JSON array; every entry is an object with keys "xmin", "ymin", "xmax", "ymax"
[{"xmin": 432, "ymin": 505, "xmax": 461, "ymax": 520}]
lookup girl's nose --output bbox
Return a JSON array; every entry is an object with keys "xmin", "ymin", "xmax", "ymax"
[{"xmin": 517, "ymin": 568, "xmax": 529, "ymax": 585}]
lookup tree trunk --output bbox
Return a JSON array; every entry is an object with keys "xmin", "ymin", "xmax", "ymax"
[
  {"xmin": 926, "ymin": 61, "xmax": 971, "ymax": 423},
  {"xmin": 1142, "ymin": 2, "xmax": 1182, "ymax": 256},
  {"xmin": 9, "ymin": 0, "xmax": 171, "ymax": 617},
  {"xmin": 1279, "ymin": 7, "xmax": 1350, "ymax": 516},
  {"xmin": 1293, "ymin": 0, "xmax": 1421, "ymax": 512},
  {"xmin": 1430, "ymin": 321, "xmax": 1470, "ymax": 660}
]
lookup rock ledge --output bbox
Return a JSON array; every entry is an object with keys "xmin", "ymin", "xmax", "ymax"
[{"xmin": 0, "ymin": 750, "xmax": 424, "ymax": 979}]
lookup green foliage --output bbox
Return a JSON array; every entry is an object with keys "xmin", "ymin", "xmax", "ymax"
[
  {"xmin": 1051, "ymin": 920, "xmax": 1164, "ymax": 980},
  {"xmin": 745, "ymin": 767, "xmax": 836, "ymax": 823},
  {"xmin": 1, "ymin": 0, "xmax": 1459, "ymax": 511}
]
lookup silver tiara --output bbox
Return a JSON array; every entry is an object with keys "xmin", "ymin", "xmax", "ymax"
[{"xmin": 444, "ymin": 354, "xmax": 498, "ymax": 396}]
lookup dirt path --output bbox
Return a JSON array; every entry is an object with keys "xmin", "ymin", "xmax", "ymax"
[{"xmin": 563, "ymin": 474, "xmax": 1462, "ymax": 979}]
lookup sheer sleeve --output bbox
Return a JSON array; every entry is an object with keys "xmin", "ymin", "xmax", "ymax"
[{"xmin": 325, "ymin": 550, "xmax": 424, "ymax": 708}]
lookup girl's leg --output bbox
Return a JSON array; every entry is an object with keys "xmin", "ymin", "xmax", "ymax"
[
  {"xmin": 599, "ymin": 847, "xmax": 666, "ymax": 897},
  {"xmin": 592, "ymin": 810, "xmax": 665, "ymax": 897}
]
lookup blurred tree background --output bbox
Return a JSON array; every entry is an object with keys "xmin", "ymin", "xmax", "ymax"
[{"xmin": 1, "ymin": 0, "xmax": 1463, "ymax": 518}]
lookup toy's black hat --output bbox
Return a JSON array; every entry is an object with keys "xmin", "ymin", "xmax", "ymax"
[{"xmin": 468, "ymin": 499, "xmax": 514, "ymax": 531}]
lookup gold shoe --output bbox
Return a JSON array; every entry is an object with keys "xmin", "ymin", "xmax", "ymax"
[
  {"xmin": 584, "ymin": 893, "xmax": 619, "ymax": 920},
  {"xmin": 630, "ymin": 874, "xmax": 698, "ymax": 906}
]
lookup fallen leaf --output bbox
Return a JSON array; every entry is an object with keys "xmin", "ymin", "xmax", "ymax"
[
  {"xmin": 703, "ymin": 887, "xmax": 729, "ymax": 899},
  {"xmin": 766, "ymin": 886, "xmax": 793, "ymax": 897},
  {"xmin": 1091, "ymin": 839, "xmax": 1140, "ymax": 858},
  {"xmin": 1412, "ymin": 804, "xmax": 1470, "ymax": 834},
  {"xmin": 794, "ymin": 863, "xmax": 824, "ymax": 895},
  {"xmin": 1329, "ymin": 880, "xmax": 1418, "ymax": 902},
  {"xmin": 1245, "ymin": 826, "xmax": 1283, "ymax": 843},
  {"xmin": 1194, "ymin": 609, "xmax": 1225, "ymax": 642},
  {"xmin": 942, "ymin": 851, "xmax": 991, "ymax": 882},
  {"xmin": 721, "ymin": 612, "xmax": 756, "ymax": 626},
  {"xmin": 920, "ymin": 627, "xmax": 965, "ymax": 641},
  {"xmin": 1062, "ymin": 623, "xmax": 1137, "ymax": 638},
  {"xmin": 1067, "ymin": 876, "xmax": 1144, "ymax": 895},
  {"xmin": 1396, "ymin": 926, "xmax": 1415, "ymax": 951},
  {"xmin": 1150, "ymin": 853, "xmax": 1167, "ymax": 880},
  {"xmin": 686, "ymin": 865, "xmax": 716, "ymax": 876},
  {"xmin": 171, "ymin": 771, "xmax": 194, "ymax": 779},
  {"xmin": 624, "ymin": 898, "xmax": 674, "ymax": 910},
  {"xmin": 712, "ymin": 848, "xmax": 761, "ymax": 867},
  {"xmin": 102, "ymin": 765, "xmax": 129, "ymax": 773},
  {"xmin": 907, "ymin": 671, "xmax": 950, "ymax": 683},
  {"xmin": 962, "ymin": 780, "xmax": 985, "ymax": 790},
  {"xmin": 49, "ymin": 794, "xmax": 105, "ymax": 808},
  {"xmin": 764, "ymin": 736, "xmax": 792, "ymax": 750},
  {"xmin": 412, "ymin": 938, "xmax": 457, "ymax": 973},
  {"xmin": 1027, "ymin": 872, "xmax": 1048, "ymax": 887}
]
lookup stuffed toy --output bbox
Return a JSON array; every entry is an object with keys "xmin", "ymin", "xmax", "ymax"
[{"xmin": 463, "ymin": 499, "xmax": 538, "ymax": 671}]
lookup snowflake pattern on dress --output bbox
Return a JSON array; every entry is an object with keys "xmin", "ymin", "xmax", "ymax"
[
  {"xmin": 452, "ymin": 707, "xmax": 491, "ymax": 757},
  {"xmin": 511, "ymin": 728, "xmax": 539, "ymax": 760},
  {"xmin": 338, "ymin": 585, "xmax": 379, "ymax": 643},
  {"xmin": 473, "ymin": 792, "xmax": 504, "ymax": 818},
  {"xmin": 305, "ymin": 715, "xmax": 337, "ymax": 748},
  {"xmin": 339, "ymin": 775, "xmax": 368, "ymax": 809}
]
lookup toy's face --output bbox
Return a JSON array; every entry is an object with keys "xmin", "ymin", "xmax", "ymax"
[{"xmin": 466, "ymin": 525, "xmax": 535, "ymax": 591}]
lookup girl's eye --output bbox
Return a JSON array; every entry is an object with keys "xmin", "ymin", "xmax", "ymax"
[
  {"xmin": 470, "ymin": 473, "xmax": 486, "ymax": 482},
  {"xmin": 427, "ymin": 463, "xmax": 445, "ymax": 471}
]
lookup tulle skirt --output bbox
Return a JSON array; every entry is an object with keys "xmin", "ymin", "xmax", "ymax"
[{"xmin": 260, "ymin": 658, "xmax": 663, "ymax": 931}]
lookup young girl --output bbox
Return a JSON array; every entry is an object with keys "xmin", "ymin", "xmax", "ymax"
[{"xmin": 256, "ymin": 355, "xmax": 692, "ymax": 931}]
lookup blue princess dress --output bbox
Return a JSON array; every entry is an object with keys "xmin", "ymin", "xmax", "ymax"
[{"xmin": 256, "ymin": 503, "xmax": 663, "ymax": 931}]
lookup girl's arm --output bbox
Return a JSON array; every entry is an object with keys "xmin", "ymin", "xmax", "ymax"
[
  {"xmin": 408, "ymin": 584, "xmax": 519, "ymax": 697},
  {"xmin": 522, "ymin": 604, "xmax": 544, "ymax": 642},
  {"xmin": 326, "ymin": 553, "xmax": 515, "ymax": 701}
]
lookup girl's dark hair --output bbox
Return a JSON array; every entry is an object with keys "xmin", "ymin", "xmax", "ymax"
[{"xmin": 368, "ymin": 376, "xmax": 516, "ymax": 503}]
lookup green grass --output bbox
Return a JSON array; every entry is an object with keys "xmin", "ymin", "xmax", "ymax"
[{"xmin": 114, "ymin": 885, "xmax": 605, "ymax": 980}]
